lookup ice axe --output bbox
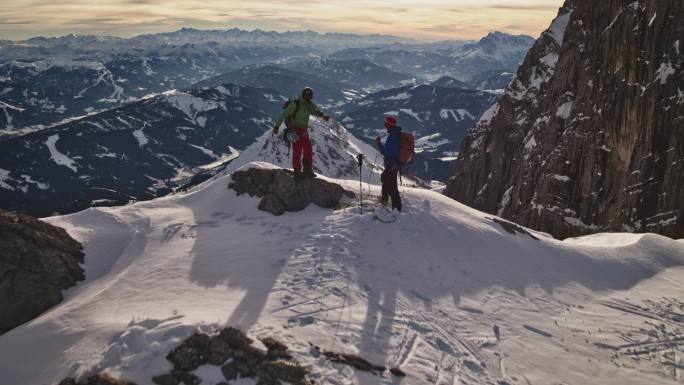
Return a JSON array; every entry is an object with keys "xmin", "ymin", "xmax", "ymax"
[{"xmin": 356, "ymin": 153, "xmax": 364, "ymax": 214}]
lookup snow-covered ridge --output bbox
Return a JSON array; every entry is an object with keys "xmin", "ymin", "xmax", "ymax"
[
  {"xmin": 0, "ymin": 158, "xmax": 682, "ymax": 385},
  {"xmin": 225, "ymin": 118, "xmax": 383, "ymax": 183},
  {"xmin": 0, "ymin": 58, "xmax": 109, "ymax": 73}
]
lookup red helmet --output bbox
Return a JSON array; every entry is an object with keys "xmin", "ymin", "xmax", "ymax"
[{"xmin": 384, "ymin": 115, "xmax": 397, "ymax": 127}]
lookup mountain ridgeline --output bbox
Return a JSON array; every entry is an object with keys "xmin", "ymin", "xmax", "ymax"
[
  {"xmin": 446, "ymin": 0, "xmax": 684, "ymax": 239},
  {"xmin": 0, "ymin": 84, "xmax": 283, "ymax": 217}
]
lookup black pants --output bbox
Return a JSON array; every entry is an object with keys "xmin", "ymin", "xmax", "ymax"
[{"xmin": 381, "ymin": 166, "xmax": 401, "ymax": 211}]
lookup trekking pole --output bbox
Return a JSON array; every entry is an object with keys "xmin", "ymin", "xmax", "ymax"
[
  {"xmin": 356, "ymin": 154, "xmax": 364, "ymax": 214},
  {"xmin": 367, "ymin": 152, "xmax": 378, "ymax": 195}
]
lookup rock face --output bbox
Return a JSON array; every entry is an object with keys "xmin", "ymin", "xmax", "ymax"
[
  {"xmin": 229, "ymin": 167, "xmax": 355, "ymax": 215},
  {"xmin": 155, "ymin": 327, "xmax": 311, "ymax": 385},
  {"xmin": 59, "ymin": 373, "xmax": 137, "ymax": 385},
  {"xmin": 446, "ymin": 0, "xmax": 684, "ymax": 239},
  {"xmin": 0, "ymin": 209, "xmax": 84, "ymax": 334}
]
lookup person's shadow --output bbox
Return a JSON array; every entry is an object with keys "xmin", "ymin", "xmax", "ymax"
[
  {"xmin": 184, "ymin": 181, "xmax": 683, "ymax": 383},
  {"xmin": 183, "ymin": 182, "xmax": 334, "ymax": 330}
]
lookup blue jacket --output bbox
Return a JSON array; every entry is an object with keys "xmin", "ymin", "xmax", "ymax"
[{"xmin": 377, "ymin": 126, "xmax": 402, "ymax": 165}]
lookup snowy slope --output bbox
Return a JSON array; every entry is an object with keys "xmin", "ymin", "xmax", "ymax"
[
  {"xmin": 226, "ymin": 118, "xmax": 383, "ymax": 184},
  {"xmin": 0, "ymin": 158, "xmax": 683, "ymax": 384}
]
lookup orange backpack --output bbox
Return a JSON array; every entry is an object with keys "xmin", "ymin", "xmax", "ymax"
[{"xmin": 399, "ymin": 132, "xmax": 415, "ymax": 173}]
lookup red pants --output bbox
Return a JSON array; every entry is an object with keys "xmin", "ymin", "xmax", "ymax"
[{"xmin": 292, "ymin": 130, "xmax": 313, "ymax": 172}]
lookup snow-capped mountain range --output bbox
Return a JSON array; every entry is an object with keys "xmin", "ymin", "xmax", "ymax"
[
  {"xmin": 0, "ymin": 59, "xmax": 126, "ymax": 131},
  {"xmin": 0, "ymin": 29, "xmax": 531, "ymax": 132},
  {"xmin": 0, "ymin": 84, "xmax": 285, "ymax": 217},
  {"xmin": 192, "ymin": 64, "xmax": 352, "ymax": 108},
  {"xmin": 0, "ymin": 27, "xmax": 528, "ymax": 217},
  {"xmin": 1, "ymin": 29, "xmax": 413, "ymax": 58},
  {"xmin": 280, "ymin": 57, "xmax": 416, "ymax": 94},
  {"xmin": 339, "ymin": 84, "xmax": 499, "ymax": 181},
  {"xmin": 330, "ymin": 31, "xmax": 534, "ymax": 81}
]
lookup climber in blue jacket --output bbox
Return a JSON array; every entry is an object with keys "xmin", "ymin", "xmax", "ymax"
[{"xmin": 375, "ymin": 115, "xmax": 402, "ymax": 212}]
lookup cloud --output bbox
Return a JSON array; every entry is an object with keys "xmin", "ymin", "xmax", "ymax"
[
  {"xmin": 1, "ymin": 0, "xmax": 564, "ymax": 40},
  {"xmin": 0, "ymin": 19, "xmax": 35, "ymax": 25}
]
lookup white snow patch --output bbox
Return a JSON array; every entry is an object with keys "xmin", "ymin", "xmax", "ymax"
[
  {"xmin": 45, "ymin": 134, "xmax": 78, "ymax": 172},
  {"xmin": 189, "ymin": 144, "xmax": 217, "ymax": 158},
  {"xmin": 564, "ymin": 216, "xmax": 600, "ymax": 230},
  {"xmin": 456, "ymin": 108, "xmax": 475, "ymax": 120},
  {"xmin": 439, "ymin": 109, "xmax": 474, "ymax": 122},
  {"xmin": 546, "ymin": 10, "xmax": 571, "ymax": 45},
  {"xmin": 654, "ymin": 61, "xmax": 675, "ymax": 85},
  {"xmin": 497, "ymin": 186, "xmax": 513, "ymax": 216},
  {"xmin": 478, "ymin": 103, "xmax": 499, "ymax": 126},
  {"xmin": 165, "ymin": 92, "xmax": 220, "ymax": 123},
  {"xmin": 551, "ymin": 174, "xmax": 570, "ymax": 182},
  {"xmin": 399, "ymin": 108, "xmax": 422, "ymax": 122},
  {"xmin": 540, "ymin": 52, "xmax": 559, "ymax": 67},
  {"xmin": 383, "ymin": 92, "xmax": 410, "ymax": 101},
  {"xmin": 556, "ymin": 101, "xmax": 574, "ymax": 119},
  {"xmin": 132, "ymin": 128, "xmax": 149, "ymax": 147},
  {"xmin": 20, "ymin": 174, "xmax": 50, "ymax": 190},
  {"xmin": 0, "ymin": 168, "xmax": 14, "ymax": 190},
  {"xmin": 196, "ymin": 116, "xmax": 207, "ymax": 127}
]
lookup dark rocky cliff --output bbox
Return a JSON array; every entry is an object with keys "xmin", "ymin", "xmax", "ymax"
[
  {"xmin": 0, "ymin": 209, "xmax": 84, "ymax": 334},
  {"xmin": 446, "ymin": 0, "xmax": 683, "ymax": 239}
]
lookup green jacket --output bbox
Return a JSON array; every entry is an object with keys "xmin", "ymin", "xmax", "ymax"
[{"xmin": 274, "ymin": 97, "xmax": 325, "ymax": 130}]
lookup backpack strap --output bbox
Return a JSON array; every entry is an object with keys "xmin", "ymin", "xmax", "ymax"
[
  {"xmin": 288, "ymin": 99, "xmax": 299, "ymax": 121},
  {"xmin": 291, "ymin": 100, "xmax": 300, "ymax": 122},
  {"xmin": 285, "ymin": 99, "xmax": 301, "ymax": 125}
]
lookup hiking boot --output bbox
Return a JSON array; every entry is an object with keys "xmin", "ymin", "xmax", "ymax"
[
  {"xmin": 293, "ymin": 170, "xmax": 304, "ymax": 182},
  {"xmin": 302, "ymin": 159, "xmax": 316, "ymax": 178}
]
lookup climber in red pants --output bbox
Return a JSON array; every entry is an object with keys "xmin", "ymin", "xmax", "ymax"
[{"xmin": 273, "ymin": 87, "xmax": 330, "ymax": 180}]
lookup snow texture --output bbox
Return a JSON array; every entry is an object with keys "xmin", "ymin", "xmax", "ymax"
[
  {"xmin": 655, "ymin": 61, "xmax": 675, "ymax": 85},
  {"xmin": 0, "ymin": 168, "xmax": 14, "ymax": 190},
  {"xmin": 546, "ymin": 10, "xmax": 571, "ymax": 45},
  {"xmin": 132, "ymin": 128, "xmax": 149, "ymax": 147},
  {"xmin": 45, "ymin": 134, "xmax": 79, "ymax": 172},
  {"xmin": 556, "ymin": 101, "xmax": 574, "ymax": 119},
  {"xmin": 0, "ymin": 155, "xmax": 682, "ymax": 385},
  {"xmin": 226, "ymin": 119, "xmax": 382, "ymax": 183}
]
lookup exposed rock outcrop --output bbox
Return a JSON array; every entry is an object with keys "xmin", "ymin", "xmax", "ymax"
[
  {"xmin": 446, "ymin": 0, "xmax": 683, "ymax": 239},
  {"xmin": 229, "ymin": 167, "xmax": 355, "ymax": 215},
  {"xmin": 0, "ymin": 209, "xmax": 84, "ymax": 334},
  {"xmin": 58, "ymin": 327, "xmax": 410, "ymax": 385},
  {"xmin": 155, "ymin": 327, "xmax": 311, "ymax": 385},
  {"xmin": 59, "ymin": 373, "xmax": 137, "ymax": 385}
]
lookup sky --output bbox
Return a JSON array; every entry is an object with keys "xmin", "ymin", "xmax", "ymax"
[{"xmin": 0, "ymin": 0, "xmax": 564, "ymax": 41}]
